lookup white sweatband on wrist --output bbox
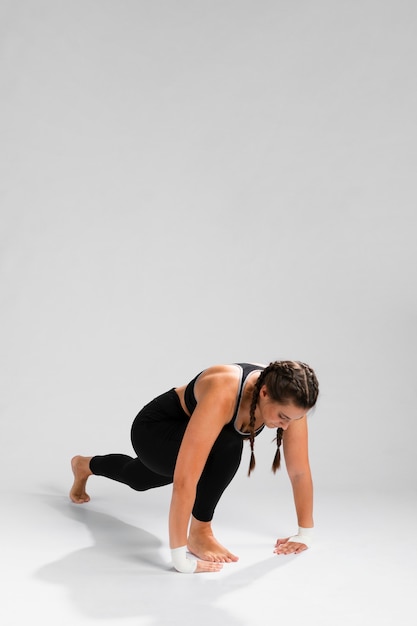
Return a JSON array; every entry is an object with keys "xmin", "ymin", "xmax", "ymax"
[
  {"xmin": 288, "ymin": 526, "xmax": 314, "ymax": 548},
  {"xmin": 171, "ymin": 546, "xmax": 197, "ymax": 574}
]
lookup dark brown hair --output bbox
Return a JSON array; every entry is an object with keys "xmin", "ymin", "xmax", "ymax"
[{"xmin": 247, "ymin": 361, "xmax": 319, "ymax": 476}]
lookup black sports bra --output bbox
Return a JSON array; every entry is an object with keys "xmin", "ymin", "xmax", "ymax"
[{"xmin": 184, "ymin": 362, "xmax": 265, "ymax": 437}]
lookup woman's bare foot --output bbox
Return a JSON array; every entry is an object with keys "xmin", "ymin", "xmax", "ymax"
[
  {"xmin": 69, "ymin": 455, "xmax": 93, "ymax": 503},
  {"xmin": 187, "ymin": 517, "xmax": 239, "ymax": 563}
]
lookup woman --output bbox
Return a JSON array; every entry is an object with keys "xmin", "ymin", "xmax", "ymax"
[{"xmin": 70, "ymin": 361, "xmax": 319, "ymax": 573}]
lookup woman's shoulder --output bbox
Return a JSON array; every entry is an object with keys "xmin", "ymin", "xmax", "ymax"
[
  {"xmin": 196, "ymin": 364, "xmax": 241, "ymax": 385},
  {"xmin": 200, "ymin": 362, "xmax": 265, "ymax": 375},
  {"xmin": 195, "ymin": 362, "xmax": 263, "ymax": 394},
  {"xmin": 188, "ymin": 366, "xmax": 240, "ymax": 414},
  {"xmin": 202, "ymin": 363, "xmax": 240, "ymax": 374}
]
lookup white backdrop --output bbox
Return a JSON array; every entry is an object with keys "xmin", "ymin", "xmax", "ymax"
[{"xmin": 1, "ymin": 0, "xmax": 416, "ymax": 499}]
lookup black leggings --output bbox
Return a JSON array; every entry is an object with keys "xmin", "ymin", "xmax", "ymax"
[{"xmin": 89, "ymin": 388, "xmax": 244, "ymax": 522}]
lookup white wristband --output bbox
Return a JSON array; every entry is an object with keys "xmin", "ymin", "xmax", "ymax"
[
  {"xmin": 171, "ymin": 546, "xmax": 197, "ymax": 574},
  {"xmin": 287, "ymin": 526, "xmax": 314, "ymax": 548}
]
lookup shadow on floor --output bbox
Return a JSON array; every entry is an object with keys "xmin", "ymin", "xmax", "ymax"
[{"xmin": 35, "ymin": 494, "xmax": 293, "ymax": 623}]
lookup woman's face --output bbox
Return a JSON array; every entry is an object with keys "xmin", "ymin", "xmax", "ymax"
[{"xmin": 258, "ymin": 385, "xmax": 306, "ymax": 430}]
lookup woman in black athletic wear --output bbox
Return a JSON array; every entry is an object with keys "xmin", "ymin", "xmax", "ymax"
[{"xmin": 70, "ymin": 361, "xmax": 319, "ymax": 573}]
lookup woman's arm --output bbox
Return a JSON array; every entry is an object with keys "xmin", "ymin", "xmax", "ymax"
[
  {"xmin": 169, "ymin": 376, "xmax": 236, "ymax": 572},
  {"xmin": 274, "ymin": 415, "xmax": 314, "ymax": 554}
]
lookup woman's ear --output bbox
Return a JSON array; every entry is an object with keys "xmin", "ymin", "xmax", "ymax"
[{"xmin": 259, "ymin": 385, "xmax": 269, "ymax": 399}]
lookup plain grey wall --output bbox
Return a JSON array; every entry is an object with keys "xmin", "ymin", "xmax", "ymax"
[{"xmin": 1, "ymin": 0, "xmax": 416, "ymax": 496}]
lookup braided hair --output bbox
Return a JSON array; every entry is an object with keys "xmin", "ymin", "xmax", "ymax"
[{"xmin": 247, "ymin": 361, "xmax": 319, "ymax": 476}]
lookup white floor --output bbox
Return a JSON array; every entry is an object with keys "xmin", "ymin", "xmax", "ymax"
[{"xmin": 2, "ymin": 480, "xmax": 416, "ymax": 626}]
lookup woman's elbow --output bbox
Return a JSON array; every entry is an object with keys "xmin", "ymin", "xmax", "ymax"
[
  {"xmin": 286, "ymin": 466, "xmax": 312, "ymax": 483},
  {"xmin": 172, "ymin": 474, "xmax": 197, "ymax": 495}
]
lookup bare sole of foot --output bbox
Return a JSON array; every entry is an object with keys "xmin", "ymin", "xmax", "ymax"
[{"xmin": 69, "ymin": 455, "xmax": 93, "ymax": 504}]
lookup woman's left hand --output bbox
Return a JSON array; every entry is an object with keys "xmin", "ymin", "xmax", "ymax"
[{"xmin": 274, "ymin": 537, "xmax": 308, "ymax": 555}]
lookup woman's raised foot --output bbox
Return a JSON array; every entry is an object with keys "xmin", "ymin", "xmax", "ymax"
[{"xmin": 69, "ymin": 455, "xmax": 93, "ymax": 503}]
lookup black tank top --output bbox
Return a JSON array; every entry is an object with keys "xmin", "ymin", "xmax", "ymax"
[{"xmin": 184, "ymin": 362, "xmax": 265, "ymax": 437}]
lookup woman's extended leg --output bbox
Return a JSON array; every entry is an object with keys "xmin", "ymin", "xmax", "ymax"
[
  {"xmin": 69, "ymin": 453, "xmax": 172, "ymax": 503},
  {"xmin": 70, "ymin": 389, "xmax": 188, "ymax": 504}
]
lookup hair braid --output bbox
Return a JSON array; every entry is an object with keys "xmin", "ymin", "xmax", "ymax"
[
  {"xmin": 247, "ymin": 368, "xmax": 268, "ymax": 476},
  {"xmin": 301, "ymin": 363, "xmax": 319, "ymax": 407},
  {"xmin": 271, "ymin": 427, "xmax": 284, "ymax": 474},
  {"xmin": 247, "ymin": 360, "xmax": 319, "ymax": 477}
]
